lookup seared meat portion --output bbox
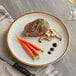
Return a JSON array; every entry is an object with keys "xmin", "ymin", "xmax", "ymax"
[{"xmin": 23, "ymin": 19, "xmax": 50, "ymax": 37}]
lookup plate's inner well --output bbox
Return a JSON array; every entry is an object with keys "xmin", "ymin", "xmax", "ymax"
[{"xmin": 7, "ymin": 13, "xmax": 69, "ymax": 66}]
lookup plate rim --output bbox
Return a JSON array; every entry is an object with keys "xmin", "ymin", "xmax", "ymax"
[{"xmin": 6, "ymin": 12, "xmax": 69, "ymax": 66}]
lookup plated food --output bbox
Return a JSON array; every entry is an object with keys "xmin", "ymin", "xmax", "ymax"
[
  {"xmin": 48, "ymin": 43, "xmax": 58, "ymax": 55},
  {"xmin": 23, "ymin": 18, "xmax": 62, "ymax": 43},
  {"xmin": 39, "ymin": 29, "xmax": 62, "ymax": 43},
  {"xmin": 22, "ymin": 18, "xmax": 62, "ymax": 59},
  {"xmin": 16, "ymin": 35, "xmax": 44, "ymax": 60},
  {"xmin": 7, "ymin": 12, "xmax": 69, "ymax": 66},
  {"xmin": 23, "ymin": 19, "xmax": 49, "ymax": 37}
]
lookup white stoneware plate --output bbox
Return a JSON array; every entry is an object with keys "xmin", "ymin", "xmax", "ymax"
[{"xmin": 7, "ymin": 12, "xmax": 69, "ymax": 66}]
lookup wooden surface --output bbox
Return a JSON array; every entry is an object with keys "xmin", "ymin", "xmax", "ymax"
[{"xmin": 0, "ymin": 0, "xmax": 76, "ymax": 76}]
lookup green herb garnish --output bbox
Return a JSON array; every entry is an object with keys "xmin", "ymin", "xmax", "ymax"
[{"xmin": 34, "ymin": 21, "xmax": 43, "ymax": 31}]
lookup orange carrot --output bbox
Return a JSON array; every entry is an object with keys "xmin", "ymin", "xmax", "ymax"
[
  {"xmin": 17, "ymin": 38, "xmax": 35, "ymax": 60},
  {"xmin": 26, "ymin": 43, "xmax": 39, "ymax": 56},
  {"xmin": 16, "ymin": 35, "xmax": 44, "ymax": 52},
  {"xmin": 22, "ymin": 43, "xmax": 33, "ymax": 57},
  {"xmin": 27, "ymin": 44, "xmax": 40, "ymax": 59}
]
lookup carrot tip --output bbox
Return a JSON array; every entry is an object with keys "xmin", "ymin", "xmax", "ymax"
[
  {"xmin": 38, "ymin": 55, "xmax": 40, "ymax": 59},
  {"xmin": 36, "ymin": 55, "xmax": 40, "ymax": 60},
  {"xmin": 32, "ymin": 56, "xmax": 36, "ymax": 61},
  {"xmin": 40, "ymin": 49, "xmax": 44, "ymax": 52}
]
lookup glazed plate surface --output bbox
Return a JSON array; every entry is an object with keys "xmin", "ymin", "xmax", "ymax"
[{"xmin": 7, "ymin": 12, "xmax": 69, "ymax": 66}]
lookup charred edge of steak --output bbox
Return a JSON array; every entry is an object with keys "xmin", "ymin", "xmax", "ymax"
[{"xmin": 23, "ymin": 19, "xmax": 50, "ymax": 37}]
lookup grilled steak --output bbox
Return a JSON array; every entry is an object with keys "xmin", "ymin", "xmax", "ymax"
[{"xmin": 23, "ymin": 19, "xmax": 50, "ymax": 37}]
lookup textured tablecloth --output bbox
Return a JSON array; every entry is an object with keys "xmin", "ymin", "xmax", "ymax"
[{"xmin": 0, "ymin": 5, "xmax": 58, "ymax": 76}]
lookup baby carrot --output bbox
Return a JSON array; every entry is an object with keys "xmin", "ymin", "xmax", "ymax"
[
  {"xmin": 16, "ymin": 35, "xmax": 44, "ymax": 52},
  {"xmin": 26, "ymin": 43, "xmax": 39, "ymax": 55},
  {"xmin": 17, "ymin": 37, "xmax": 35, "ymax": 60},
  {"xmin": 27, "ymin": 44, "xmax": 40, "ymax": 59}
]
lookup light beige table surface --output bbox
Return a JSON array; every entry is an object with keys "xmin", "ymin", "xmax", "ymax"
[{"xmin": 0, "ymin": 0, "xmax": 76, "ymax": 76}]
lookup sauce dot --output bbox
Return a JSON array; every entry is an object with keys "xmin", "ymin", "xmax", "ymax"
[
  {"xmin": 48, "ymin": 51, "xmax": 51, "ymax": 54},
  {"xmin": 52, "ymin": 43, "xmax": 57, "ymax": 47},
  {"xmin": 50, "ymin": 48, "xmax": 54, "ymax": 51}
]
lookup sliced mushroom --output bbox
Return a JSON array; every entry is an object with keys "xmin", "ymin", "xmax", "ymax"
[
  {"xmin": 39, "ymin": 29, "xmax": 62, "ymax": 43},
  {"xmin": 45, "ymin": 32, "xmax": 51, "ymax": 37},
  {"xmin": 49, "ymin": 29, "xmax": 62, "ymax": 40},
  {"xmin": 39, "ymin": 35, "xmax": 51, "ymax": 43}
]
